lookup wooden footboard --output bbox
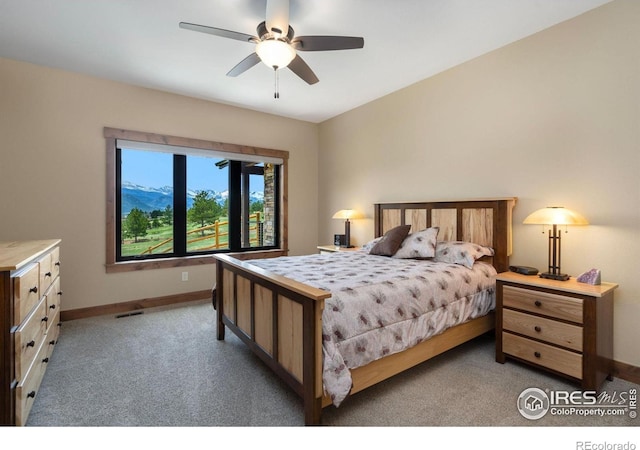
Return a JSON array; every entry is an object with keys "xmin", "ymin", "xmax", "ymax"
[{"xmin": 213, "ymin": 254, "xmax": 331, "ymax": 425}]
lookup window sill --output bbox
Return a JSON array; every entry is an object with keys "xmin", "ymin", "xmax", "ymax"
[{"xmin": 105, "ymin": 249, "xmax": 287, "ymax": 273}]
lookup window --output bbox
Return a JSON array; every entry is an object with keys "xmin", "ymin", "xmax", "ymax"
[{"xmin": 104, "ymin": 128, "xmax": 288, "ymax": 272}]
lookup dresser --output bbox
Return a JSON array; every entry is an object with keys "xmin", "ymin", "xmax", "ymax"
[
  {"xmin": 495, "ymin": 271, "xmax": 617, "ymax": 391},
  {"xmin": 1, "ymin": 240, "xmax": 62, "ymax": 426}
]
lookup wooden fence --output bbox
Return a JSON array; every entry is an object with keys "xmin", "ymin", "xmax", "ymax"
[{"xmin": 141, "ymin": 213, "xmax": 262, "ymax": 255}]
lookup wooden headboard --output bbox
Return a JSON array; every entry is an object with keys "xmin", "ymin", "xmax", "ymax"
[{"xmin": 374, "ymin": 198, "xmax": 517, "ymax": 273}]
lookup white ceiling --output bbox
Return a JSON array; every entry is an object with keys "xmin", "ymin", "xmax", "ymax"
[{"xmin": 0, "ymin": 0, "xmax": 612, "ymax": 123}]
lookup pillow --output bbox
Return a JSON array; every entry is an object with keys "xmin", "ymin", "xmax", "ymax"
[
  {"xmin": 433, "ymin": 241, "xmax": 495, "ymax": 269},
  {"xmin": 393, "ymin": 227, "xmax": 439, "ymax": 259},
  {"xmin": 369, "ymin": 225, "xmax": 411, "ymax": 257},
  {"xmin": 362, "ymin": 237, "xmax": 382, "ymax": 253}
]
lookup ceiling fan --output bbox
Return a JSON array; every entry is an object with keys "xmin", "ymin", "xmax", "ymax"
[{"xmin": 179, "ymin": 0, "xmax": 364, "ymax": 97}]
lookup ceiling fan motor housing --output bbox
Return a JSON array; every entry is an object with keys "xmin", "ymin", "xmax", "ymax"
[{"xmin": 257, "ymin": 21, "xmax": 295, "ymax": 42}]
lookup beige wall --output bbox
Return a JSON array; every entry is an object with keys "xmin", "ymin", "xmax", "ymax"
[
  {"xmin": 0, "ymin": 0, "xmax": 637, "ymax": 368},
  {"xmin": 318, "ymin": 0, "xmax": 639, "ymax": 366},
  {"xmin": 0, "ymin": 57, "xmax": 319, "ymax": 311}
]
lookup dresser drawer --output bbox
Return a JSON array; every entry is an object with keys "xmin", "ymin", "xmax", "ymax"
[
  {"xmin": 44, "ymin": 277, "xmax": 62, "ymax": 329},
  {"xmin": 14, "ymin": 263, "xmax": 40, "ymax": 325},
  {"xmin": 49, "ymin": 246, "xmax": 61, "ymax": 280},
  {"xmin": 503, "ymin": 332, "xmax": 582, "ymax": 380},
  {"xmin": 503, "ymin": 308, "xmax": 583, "ymax": 352},
  {"xmin": 39, "ymin": 252, "xmax": 55, "ymax": 295},
  {"xmin": 503, "ymin": 285, "xmax": 583, "ymax": 323},
  {"xmin": 14, "ymin": 297, "xmax": 48, "ymax": 381},
  {"xmin": 15, "ymin": 338, "xmax": 49, "ymax": 426},
  {"xmin": 45, "ymin": 309, "xmax": 61, "ymax": 358}
]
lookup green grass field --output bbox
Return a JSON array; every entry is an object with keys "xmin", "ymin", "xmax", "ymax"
[
  {"xmin": 121, "ymin": 222, "xmax": 230, "ymax": 256},
  {"xmin": 120, "ymin": 215, "xmax": 263, "ymax": 256}
]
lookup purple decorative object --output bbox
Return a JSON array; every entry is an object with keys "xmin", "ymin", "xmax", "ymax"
[{"xmin": 577, "ymin": 268, "xmax": 601, "ymax": 285}]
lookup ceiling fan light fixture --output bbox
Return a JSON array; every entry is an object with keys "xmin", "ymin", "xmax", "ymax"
[{"xmin": 256, "ymin": 39, "xmax": 296, "ymax": 69}]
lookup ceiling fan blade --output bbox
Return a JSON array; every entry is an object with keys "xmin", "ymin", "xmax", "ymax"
[
  {"xmin": 292, "ymin": 36, "xmax": 364, "ymax": 51},
  {"xmin": 265, "ymin": 0, "xmax": 290, "ymax": 37},
  {"xmin": 179, "ymin": 22, "xmax": 257, "ymax": 43},
  {"xmin": 227, "ymin": 53, "xmax": 261, "ymax": 77},
  {"xmin": 287, "ymin": 54, "xmax": 319, "ymax": 85}
]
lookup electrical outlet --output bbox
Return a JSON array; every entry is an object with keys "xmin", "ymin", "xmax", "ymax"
[{"xmin": 181, "ymin": 272, "xmax": 188, "ymax": 282}]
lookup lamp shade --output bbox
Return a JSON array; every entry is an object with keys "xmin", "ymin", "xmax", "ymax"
[
  {"xmin": 332, "ymin": 209, "xmax": 361, "ymax": 220},
  {"xmin": 255, "ymin": 39, "xmax": 296, "ymax": 69},
  {"xmin": 523, "ymin": 207, "xmax": 588, "ymax": 226}
]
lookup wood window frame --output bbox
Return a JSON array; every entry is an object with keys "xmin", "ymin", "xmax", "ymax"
[{"xmin": 104, "ymin": 127, "xmax": 289, "ymax": 273}]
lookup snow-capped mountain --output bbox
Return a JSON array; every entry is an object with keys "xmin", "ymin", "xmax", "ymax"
[{"xmin": 121, "ymin": 181, "xmax": 263, "ymax": 214}]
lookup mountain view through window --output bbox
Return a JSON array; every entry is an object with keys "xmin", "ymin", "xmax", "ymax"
[{"xmin": 119, "ymin": 148, "xmax": 270, "ymax": 259}]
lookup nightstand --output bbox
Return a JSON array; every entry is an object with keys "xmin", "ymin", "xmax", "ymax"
[
  {"xmin": 317, "ymin": 245, "xmax": 360, "ymax": 254},
  {"xmin": 495, "ymin": 271, "xmax": 618, "ymax": 391}
]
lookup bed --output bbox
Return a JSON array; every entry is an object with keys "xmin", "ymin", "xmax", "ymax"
[{"xmin": 212, "ymin": 198, "xmax": 516, "ymax": 425}]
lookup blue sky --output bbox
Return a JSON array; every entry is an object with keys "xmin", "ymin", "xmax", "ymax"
[{"xmin": 122, "ymin": 149, "xmax": 228, "ymax": 192}]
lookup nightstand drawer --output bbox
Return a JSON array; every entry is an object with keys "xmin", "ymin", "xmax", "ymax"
[
  {"xmin": 503, "ymin": 332, "xmax": 582, "ymax": 379},
  {"xmin": 503, "ymin": 309, "xmax": 583, "ymax": 351},
  {"xmin": 503, "ymin": 285, "xmax": 583, "ymax": 323}
]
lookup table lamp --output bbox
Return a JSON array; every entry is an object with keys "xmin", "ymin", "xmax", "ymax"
[
  {"xmin": 523, "ymin": 206, "xmax": 588, "ymax": 281},
  {"xmin": 332, "ymin": 209, "xmax": 360, "ymax": 248}
]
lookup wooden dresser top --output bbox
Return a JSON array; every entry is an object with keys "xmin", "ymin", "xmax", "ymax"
[{"xmin": 0, "ymin": 240, "xmax": 61, "ymax": 272}]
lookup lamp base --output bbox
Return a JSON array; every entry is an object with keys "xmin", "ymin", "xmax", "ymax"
[{"xmin": 539, "ymin": 272, "xmax": 570, "ymax": 281}]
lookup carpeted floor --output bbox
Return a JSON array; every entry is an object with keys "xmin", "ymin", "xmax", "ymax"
[{"xmin": 26, "ymin": 300, "xmax": 639, "ymax": 429}]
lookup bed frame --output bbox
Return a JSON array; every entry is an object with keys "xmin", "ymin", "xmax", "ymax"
[{"xmin": 213, "ymin": 198, "xmax": 516, "ymax": 425}]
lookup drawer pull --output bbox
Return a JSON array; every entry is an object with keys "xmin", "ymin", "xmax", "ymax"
[
  {"xmin": 534, "ymin": 326, "xmax": 542, "ymax": 332},
  {"xmin": 42, "ymin": 357, "xmax": 49, "ymax": 363},
  {"xmin": 45, "ymin": 271, "xmax": 52, "ymax": 278},
  {"xmin": 49, "ymin": 340, "xmax": 56, "ymax": 346},
  {"xmin": 41, "ymin": 316, "xmax": 48, "ymax": 323},
  {"xmin": 57, "ymin": 290, "xmax": 63, "ymax": 296},
  {"xmin": 26, "ymin": 340, "xmax": 36, "ymax": 348},
  {"xmin": 27, "ymin": 391, "xmax": 36, "ymax": 399},
  {"xmin": 534, "ymin": 300, "xmax": 542, "ymax": 307},
  {"xmin": 29, "ymin": 286, "xmax": 38, "ymax": 294},
  {"xmin": 55, "ymin": 261, "xmax": 61, "ymax": 267},
  {"xmin": 49, "ymin": 304, "xmax": 56, "ymax": 310},
  {"xmin": 534, "ymin": 351, "xmax": 541, "ymax": 358}
]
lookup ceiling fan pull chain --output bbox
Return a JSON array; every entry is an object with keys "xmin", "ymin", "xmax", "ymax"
[{"xmin": 274, "ymin": 66, "xmax": 280, "ymax": 99}]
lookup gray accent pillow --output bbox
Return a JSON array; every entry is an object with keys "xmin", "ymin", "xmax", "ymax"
[
  {"xmin": 393, "ymin": 227, "xmax": 439, "ymax": 259},
  {"xmin": 369, "ymin": 225, "xmax": 412, "ymax": 256}
]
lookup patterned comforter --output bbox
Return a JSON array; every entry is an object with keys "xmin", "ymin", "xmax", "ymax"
[{"xmin": 248, "ymin": 250, "xmax": 497, "ymax": 407}]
